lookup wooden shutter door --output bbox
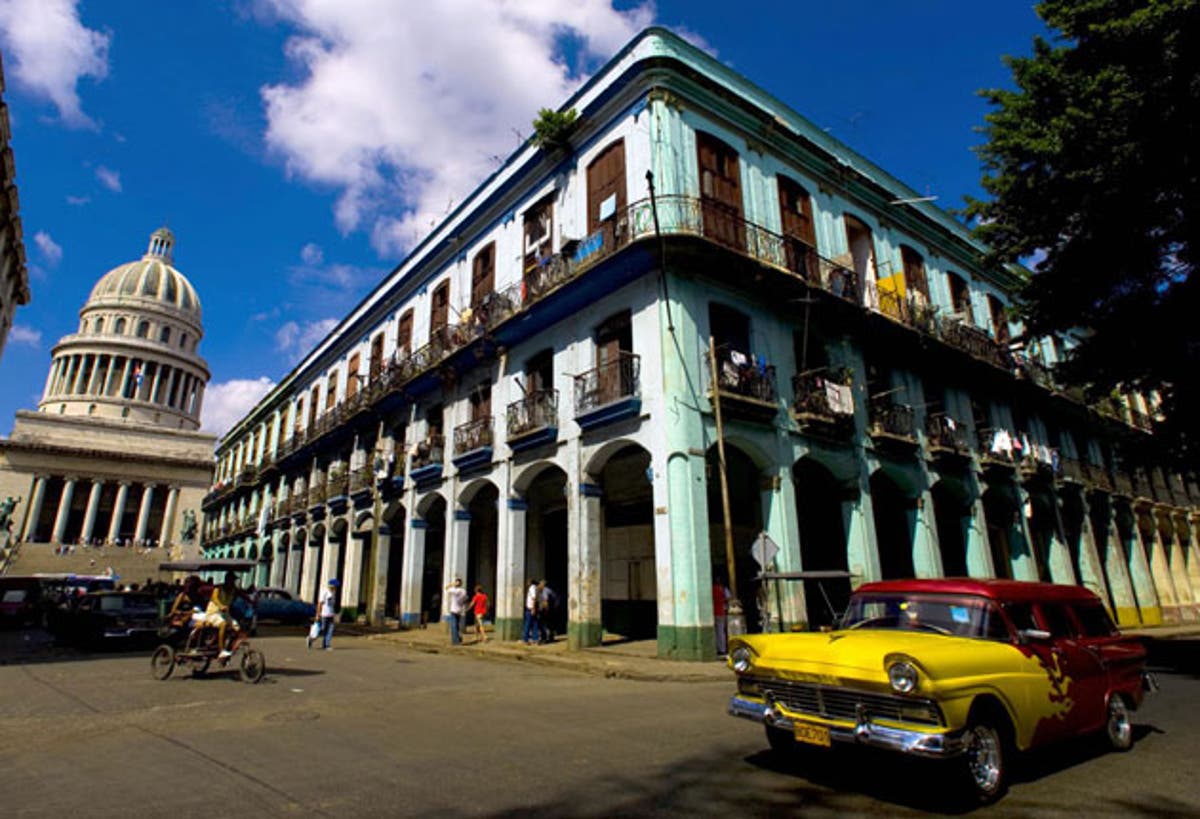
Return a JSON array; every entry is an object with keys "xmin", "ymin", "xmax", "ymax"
[
  {"xmin": 778, "ymin": 176, "xmax": 817, "ymax": 277},
  {"xmin": 471, "ymin": 243, "xmax": 494, "ymax": 309},
  {"xmin": 431, "ymin": 281, "xmax": 450, "ymax": 343},
  {"xmin": 697, "ymin": 132, "xmax": 744, "ymax": 251},
  {"xmin": 397, "ymin": 310, "xmax": 413, "ymax": 356},
  {"xmin": 587, "ymin": 140, "xmax": 627, "ymax": 246}
]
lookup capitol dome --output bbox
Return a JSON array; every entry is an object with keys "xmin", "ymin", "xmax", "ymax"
[
  {"xmin": 37, "ymin": 228, "xmax": 211, "ymax": 432},
  {"xmin": 87, "ymin": 228, "xmax": 202, "ymax": 322}
]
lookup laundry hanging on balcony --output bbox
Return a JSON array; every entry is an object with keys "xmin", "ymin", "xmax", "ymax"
[{"xmin": 823, "ymin": 381, "xmax": 854, "ymax": 415}]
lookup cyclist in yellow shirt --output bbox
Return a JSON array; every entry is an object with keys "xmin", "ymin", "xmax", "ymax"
[{"xmin": 204, "ymin": 572, "xmax": 242, "ymax": 658}]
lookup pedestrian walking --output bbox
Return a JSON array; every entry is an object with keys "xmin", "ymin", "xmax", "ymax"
[
  {"xmin": 522, "ymin": 579, "xmax": 539, "ymax": 645},
  {"xmin": 445, "ymin": 577, "xmax": 468, "ymax": 645},
  {"xmin": 712, "ymin": 571, "xmax": 730, "ymax": 656},
  {"xmin": 310, "ymin": 578, "xmax": 339, "ymax": 650},
  {"xmin": 537, "ymin": 580, "xmax": 559, "ymax": 644},
  {"xmin": 468, "ymin": 584, "xmax": 489, "ymax": 643}
]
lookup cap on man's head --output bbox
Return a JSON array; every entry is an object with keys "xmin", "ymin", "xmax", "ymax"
[{"xmin": 328, "ymin": 578, "xmax": 340, "ymax": 587}]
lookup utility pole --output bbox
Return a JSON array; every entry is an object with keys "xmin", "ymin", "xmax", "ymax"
[{"xmin": 708, "ymin": 335, "xmax": 745, "ymax": 635}]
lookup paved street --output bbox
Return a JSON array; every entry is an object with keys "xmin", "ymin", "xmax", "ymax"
[{"xmin": 1, "ymin": 629, "xmax": 1198, "ymax": 818}]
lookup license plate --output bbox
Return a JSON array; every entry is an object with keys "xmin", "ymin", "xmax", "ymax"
[{"xmin": 793, "ymin": 720, "xmax": 831, "ymax": 747}]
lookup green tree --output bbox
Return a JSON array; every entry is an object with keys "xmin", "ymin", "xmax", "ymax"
[{"xmin": 967, "ymin": 0, "xmax": 1200, "ymax": 465}]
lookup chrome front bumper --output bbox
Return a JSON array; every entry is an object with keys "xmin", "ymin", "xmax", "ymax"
[{"xmin": 729, "ymin": 695, "xmax": 968, "ymax": 758}]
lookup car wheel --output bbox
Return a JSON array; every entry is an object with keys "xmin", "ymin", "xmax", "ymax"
[
  {"xmin": 151, "ymin": 645, "xmax": 176, "ymax": 680},
  {"xmin": 765, "ymin": 725, "xmax": 798, "ymax": 756},
  {"xmin": 1105, "ymin": 695, "xmax": 1133, "ymax": 751},
  {"xmin": 961, "ymin": 719, "xmax": 1007, "ymax": 804}
]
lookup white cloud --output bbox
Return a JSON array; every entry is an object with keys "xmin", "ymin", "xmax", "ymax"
[
  {"xmin": 65, "ymin": 194, "xmax": 90, "ymax": 206},
  {"xmin": 0, "ymin": 0, "xmax": 109, "ymax": 128},
  {"xmin": 275, "ymin": 317, "xmax": 338, "ymax": 359},
  {"xmin": 94, "ymin": 165, "xmax": 121, "ymax": 192},
  {"xmin": 8, "ymin": 324, "xmax": 42, "ymax": 347},
  {"xmin": 33, "ymin": 230, "xmax": 62, "ymax": 267},
  {"xmin": 201, "ymin": 376, "xmax": 277, "ymax": 436},
  {"xmin": 299, "ymin": 241, "xmax": 324, "ymax": 266},
  {"xmin": 259, "ymin": 0, "xmax": 654, "ymax": 255}
]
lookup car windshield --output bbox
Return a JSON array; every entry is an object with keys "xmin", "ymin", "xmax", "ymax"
[
  {"xmin": 99, "ymin": 595, "xmax": 154, "ymax": 612},
  {"xmin": 839, "ymin": 593, "xmax": 1010, "ymax": 640}
]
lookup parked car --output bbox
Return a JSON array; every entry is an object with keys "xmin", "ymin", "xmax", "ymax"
[
  {"xmin": 0, "ymin": 576, "xmax": 45, "ymax": 627},
  {"xmin": 252, "ymin": 587, "xmax": 315, "ymax": 625},
  {"xmin": 51, "ymin": 591, "xmax": 161, "ymax": 647},
  {"xmin": 727, "ymin": 578, "xmax": 1153, "ymax": 804}
]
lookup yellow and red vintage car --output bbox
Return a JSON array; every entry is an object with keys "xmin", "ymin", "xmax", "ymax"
[{"xmin": 727, "ymin": 578, "xmax": 1153, "ymax": 803}]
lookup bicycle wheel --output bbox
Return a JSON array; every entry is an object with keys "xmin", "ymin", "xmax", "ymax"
[
  {"xmin": 239, "ymin": 649, "xmax": 266, "ymax": 684},
  {"xmin": 151, "ymin": 645, "xmax": 176, "ymax": 680}
]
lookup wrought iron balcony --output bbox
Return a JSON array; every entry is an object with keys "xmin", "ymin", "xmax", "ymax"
[
  {"xmin": 710, "ymin": 346, "xmax": 777, "ymax": 423},
  {"xmin": 454, "ymin": 418, "xmax": 494, "ymax": 456},
  {"xmin": 939, "ymin": 320, "xmax": 1014, "ymax": 371},
  {"xmin": 410, "ymin": 435, "xmax": 445, "ymax": 472},
  {"xmin": 350, "ymin": 465, "xmax": 375, "ymax": 494},
  {"xmin": 507, "ymin": 389, "xmax": 558, "ymax": 450},
  {"xmin": 326, "ymin": 470, "xmax": 349, "ymax": 499},
  {"xmin": 925, "ymin": 415, "xmax": 972, "ymax": 457},
  {"xmin": 1058, "ymin": 456, "xmax": 1087, "ymax": 485},
  {"xmin": 868, "ymin": 397, "xmax": 917, "ymax": 446},
  {"xmin": 791, "ymin": 370, "xmax": 855, "ymax": 438},
  {"xmin": 574, "ymin": 352, "xmax": 641, "ymax": 430}
]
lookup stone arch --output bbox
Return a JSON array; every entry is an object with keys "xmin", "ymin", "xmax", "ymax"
[
  {"xmin": 707, "ymin": 442, "xmax": 767, "ymax": 631},
  {"xmin": 931, "ymin": 476, "xmax": 974, "ymax": 578},
  {"xmin": 416, "ymin": 490, "xmax": 445, "ymax": 521},
  {"xmin": 512, "ymin": 459, "xmax": 565, "ymax": 496},
  {"xmin": 593, "ymin": 442, "xmax": 656, "ymax": 640},
  {"xmin": 793, "ymin": 456, "xmax": 852, "ymax": 627},
  {"xmin": 583, "ymin": 436, "xmax": 645, "ymax": 480},
  {"xmin": 870, "ymin": 469, "xmax": 916, "ymax": 579},
  {"xmin": 457, "ymin": 477, "xmax": 498, "ymax": 508},
  {"xmin": 354, "ymin": 510, "xmax": 374, "ymax": 532}
]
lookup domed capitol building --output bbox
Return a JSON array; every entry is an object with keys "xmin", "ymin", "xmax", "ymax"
[{"xmin": 0, "ymin": 228, "xmax": 215, "ymax": 562}]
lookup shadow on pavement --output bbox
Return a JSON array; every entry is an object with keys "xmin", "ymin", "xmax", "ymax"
[{"xmin": 1143, "ymin": 638, "xmax": 1200, "ymax": 678}]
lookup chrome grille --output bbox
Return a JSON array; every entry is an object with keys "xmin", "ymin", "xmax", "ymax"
[{"xmin": 755, "ymin": 676, "xmax": 942, "ymax": 726}]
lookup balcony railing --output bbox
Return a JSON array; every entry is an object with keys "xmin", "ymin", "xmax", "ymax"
[
  {"xmin": 411, "ymin": 435, "xmax": 444, "ymax": 472},
  {"xmin": 711, "ymin": 346, "xmax": 777, "ymax": 404},
  {"xmin": 925, "ymin": 415, "xmax": 972, "ymax": 453},
  {"xmin": 868, "ymin": 397, "xmax": 916, "ymax": 442},
  {"xmin": 574, "ymin": 352, "xmax": 640, "ymax": 414},
  {"xmin": 453, "ymin": 417, "xmax": 494, "ymax": 455},
  {"xmin": 326, "ymin": 470, "xmax": 349, "ymax": 498},
  {"xmin": 791, "ymin": 369, "xmax": 855, "ymax": 437},
  {"xmin": 307, "ymin": 483, "xmax": 327, "ymax": 507},
  {"xmin": 507, "ymin": 389, "xmax": 558, "ymax": 439},
  {"xmin": 350, "ymin": 465, "xmax": 375, "ymax": 493}
]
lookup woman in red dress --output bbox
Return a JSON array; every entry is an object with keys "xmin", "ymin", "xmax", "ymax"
[{"xmin": 469, "ymin": 584, "xmax": 489, "ymax": 644}]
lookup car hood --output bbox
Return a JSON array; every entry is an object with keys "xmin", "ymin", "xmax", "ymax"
[{"xmin": 734, "ymin": 629, "xmax": 1018, "ymax": 685}]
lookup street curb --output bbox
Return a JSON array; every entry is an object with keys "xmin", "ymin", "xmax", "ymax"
[{"xmin": 368, "ymin": 633, "xmax": 731, "ymax": 684}]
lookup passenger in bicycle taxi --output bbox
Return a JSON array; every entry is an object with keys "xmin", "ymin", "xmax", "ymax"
[
  {"xmin": 205, "ymin": 572, "xmax": 249, "ymax": 659},
  {"xmin": 167, "ymin": 575, "xmax": 210, "ymax": 631}
]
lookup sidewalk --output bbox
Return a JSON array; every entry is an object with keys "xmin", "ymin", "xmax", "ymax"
[{"xmin": 366, "ymin": 625, "xmax": 732, "ymax": 684}]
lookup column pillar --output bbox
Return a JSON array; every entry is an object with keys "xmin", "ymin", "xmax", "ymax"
[
  {"xmin": 80, "ymin": 480, "xmax": 104, "ymax": 544},
  {"xmin": 912, "ymin": 486, "xmax": 944, "ymax": 579},
  {"xmin": 1140, "ymin": 506, "xmax": 1180, "ymax": 623},
  {"xmin": 107, "ymin": 482, "xmax": 130, "ymax": 543},
  {"xmin": 399, "ymin": 519, "xmax": 427, "ymax": 626},
  {"xmin": 369, "ymin": 525, "xmax": 393, "ymax": 619},
  {"xmin": 270, "ymin": 529, "xmax": 286, "ymax": 588},
  {"xmin": 343, "ymin": 530, "xmax": 366, "ymax": 618},
  {"xmin": 42, "ymin": 358, "xmax": 60, "ymax": 400},
  {"xmin": 1092, "ymin": 499, "xmax": 1138, "ymax": 627},
  {"xmin": 150, "ymin": 363, "xmax": 164, "ymax": 404},
  {"xmin": 22, "ymin": 476, "xmax": 47, "ymax": 541},
  {"xmin": 498, "ymin": 499, "xmax": 527, "ymax": 640},
  {"xmin": 51, "ymin": 478, "xmax": 77, "ymax": 544},
  {"xmin": 1164, "ymin": 511, "xmax": 1197, "ymax": 621},
  {"xmin": 1046, "ymin": 490, "xmax": 1079, "ymax": 586},
  {"xmin": 133, "ymin": 484, "xmax": 155, "ymax": 545},
  {"xmin": 119, "ymin": 358, "xmax": 133, "ymax": 399},
  {"xmin": 86, "ymin": 355, "xmax": 104, "ymax": 395},
  {"xmin": 1119, "ymin": 502, "xmax": 1161, "ymax": 624},
  {"xmin": 964, "ymin": 487, "xmax": 997, "ymax": 578},
  {"xmin": 159, "ymin": 486, "xmax": 180, "ymax": 549},
  {"xmin": 1008, "ymin": 486, "xmax": 1040, "ymax": 581},
  {"xmin": 573, "ymin": 483, "xmax": 604, "ymax": 649},
  {"xmin": 1069, "ymin": 491, "xmax": 1110, "ymax": 607},
  {"xmin": 762, "ymin": 463, "xmax": 805, "ymax": 631}
]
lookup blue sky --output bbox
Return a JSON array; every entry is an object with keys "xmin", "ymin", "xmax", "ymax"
[{"xmin": 0, "ymin": 0, "xmax": 1047, "ymax": 438}]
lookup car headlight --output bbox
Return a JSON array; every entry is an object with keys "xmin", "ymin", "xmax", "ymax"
[
  {"xmin": 888, "ymin": 661, "xmax": 919, "ymax": 694},
  {"xmin": 730, "ymin": 645, "xmax": 754, "ymax": 674}
]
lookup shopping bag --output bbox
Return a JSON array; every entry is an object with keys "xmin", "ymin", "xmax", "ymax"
[{"xmin": 308, "ymin": 620, "xmax": 321, "ymax": 641}]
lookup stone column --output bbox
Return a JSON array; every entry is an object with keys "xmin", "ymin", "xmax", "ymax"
[
  {"xmin": 368, "ymin": 524, "xmax": 391, "ymax": 625},
  {"xmin": 399, "ymin": 519, "xmax": 427, "ymax": 627},
  {"xmin": 86, "ymin": 355, "xmax": 104, "ymax": 395},
  {"xmin": 342, "ymin": 530, "xmax": 366, "ymax": 618},
  {"xmin": 762, "ymin": 463, "xmax": 805, "ymax": 631},
  {"xmin": 912, "ymin": 487, "xmax": 944, "ymax": 579},
  {"xmin": 51, "ymin": 478, "xmax": 77, "ymax": 544},
  {"xmin": 150, "ymin": 363, "xmax": 164, "ymax": 404},
  {"xmin": 22, "ymin": 476, "xmax": 47, "ymax": 541},
  {"xmin": 443, "ymin": 510, "xmax": 471, "ymax": 621},
  {"xmin": 80, "ymin": 480, "xmax": 104, "ymax": 544},
  {"xmin": 573, "ymin": 483, "xmax": 604, "ymax": 649},
  {"xmin": 1164, "ymin": 512, "xmax": 1197, "ymax": 621},
  {"xmin": 1140, "ymin": 507, "xmax": 1180, "ymax": 623},
  {"xmin": 498, "ymin": 499, "xmax": 527, "ymax": 640},
  {"xmin": 158, "ymin": 486, "xmax": 180, "ymax": 548},
  {"xmin": 42, "ymin": 358, "xmax": 60, "ymax": 401},
  {"xmin": 107, "ymin": 482, "xmax": 130, "ymax": 543},
  {"xmin": 119, "ymin": 358, "xmax": 133, "ymax": 399},
  {"xmin": 1008, "ymin": 486, "xmax": 1040, "ymax": 581},
  {"xmin": 270, "ymin": 529, "xmax": 287, "ymax": 588},
  {"xmin": 133, "ymin": 484, "xmax": 156, "ymax": 545},
  {"xmin": 964, "ymin": 490, "xmax": 997, "ymax": 578}
]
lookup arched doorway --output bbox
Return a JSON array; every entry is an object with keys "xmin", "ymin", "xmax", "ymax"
[
  {"xmin": 1026, "ymin": 485, "xmax": 1055, "ymax": 582},
  {"xmin": 707, "ymin": 445, "xmax": 765, "ymax": 632},
  {"xmin": 352, "ymin": 512, "xmax": 374, "ymax": 619},
  {"xmin": 464, "ymin": 483, "xmax": 499, "ymax": 625},
  {"xmin": 984, "ymin": 482, "xmax": 1012, "ymax": 576},
  {"xmin": 597, "ymin": 445, "xmax": 656, "ymax": 640},
  {"xmin": 870, "ymin": 470, "xmax": 915, "ymax": 579},
  {"xmin": 794, "ymin": 457, "xmax": 850, "ymax": 627},
  {"xmin": 383, "ymin": 503, "xmax": 406, "ymax": 619},
  {"xmin": 524, "ymin": 465, "xmax": 569, "ymax": 640},
  {"xmin": 931, "ymin": 479, "xmax": 972, "ymax": 577},
  {"xmin": 421, "ymin": 496, "xmax": 447, "ymax": 625}
]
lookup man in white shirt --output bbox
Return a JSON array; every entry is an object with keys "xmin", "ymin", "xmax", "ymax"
[
  {"xmin": 445, "ymin": 577, "xmax": 468, "ymax": 645},
  {"xmin": 522, "ymin": 579, "xmax": 539, "ymax": 645},
  {"xmin": 309, "ymin": 578, "xmax": 339, "ymax": 650}
]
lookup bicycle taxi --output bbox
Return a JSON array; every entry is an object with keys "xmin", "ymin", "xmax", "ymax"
[{"xmin": 150, "ymin": 558, "xmax": 266, "ymax": 683}]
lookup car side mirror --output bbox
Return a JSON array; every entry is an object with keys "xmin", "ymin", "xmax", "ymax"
[{"xmin": 1019, "ymin": 628, "xmax": 1052, "ymax": 643}]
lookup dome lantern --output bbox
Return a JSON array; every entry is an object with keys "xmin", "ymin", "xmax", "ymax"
[{"xmin": 145, "ymin": 227, "xmax": 175, "ymax": 263}]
